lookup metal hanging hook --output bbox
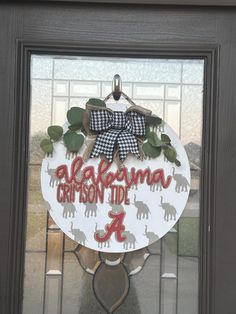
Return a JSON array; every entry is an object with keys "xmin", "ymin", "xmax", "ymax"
[
  {"xmin": 112, "ymin": 74, "xmax": 122, "ymax": 101},
  {"xmin": 103, "ymin": 74, "xmax": 136, "ymax": 106}
]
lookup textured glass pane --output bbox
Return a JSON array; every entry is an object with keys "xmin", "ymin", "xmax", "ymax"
[
  {"xmin": 181, "ymin": 85, "xmax": 203, "ymax": 145},
  {"xmin": 183, "ymin": 172, "xmax": 200, "ymax": 218},
  {"xmin": 161, "ymin": 232, "xmax": 177, "ymax": 277},
  {"xmin": 29, "ymin": 131, "xmax": 46, "ymax": 164},
  {"xmin": 30, "ymin": 80, "xmax": 52, "ymax": 136},
  {"xmin": 26, "ymin": 165, "xmax": 47, "ymax": 251},
  {"xmin": 75, "ymin": 246, "xmax": 101, "ymax": 274},
  {"xmin": 179, "ymin": 218, "xmax": 199, "ymax": 257},
  {"xmin": 148, "ymin": 239, "xmax": 161, "ymax": 254},
  {"xmin": 45, "ymin": 276, "xmax": 62, "ymax": 314},
  {"xmin": 123, "ymin": 248, "xmax": 149, "ymax": 275},
  {"xmin": 165, "ymin": 84, "xmax": 181, "ymax": 100},
  {"xmin": 93, "ymin": 263, "xmax": 129, "ymax": 313},
  {"xmin": 165, "ymin": 101, "xmax": 180, "ymax": 136},
  {"xmin": 23, "ymin": 253, "xmax": 45, "ymax": 314},
  {"xmin": 161, "ymin": 279, "xmax": 177, "ymax": 314},
  {"xmin": 54, "ymin": 80, "xmax": 69, "ymax": 96},
  {"xmin": 54, "ymin": 58, "xmax": 182, "ymax": 83},
  {"xmin": 52, "ymin": 97, "xmax": 68, "ymax": 125},
  {"xmin": 116, "ymin": 255, "xmax": 160, "ymax": 314},
  {"xmin": 62, "ymin": 253, "xmax": 105, "ymax": 314},
  {"xmin": 46, "ymin": 231, "xmax": 63, "ymax": 274},
  {"xmin": 64, "ymin": 235, "xmax": 78, "ymax": 251},
  {"xmin": 70, "ymin": 81, "xmax": 101, "ymax": 97},
  {"xmin": 178, "ymin": 257, "xmax": 198, "ymax": 314},
  {"xmin": 31, "ymin": 56, "xmax": 53, "ymax": 79},
  {"xmin": 182, "ymin": 61, "xmax": 204, "ymax": 84},
  {"xmin": 134, "ymin": 100, "xmax": 164, "ymax": 118},
  {"xmin": 133, "ymin": 83, "xmax": 164, "ymax": 99},
  {"xmin": 24, "ymin": 55, "xmax": 204, "ymax": 314},
  {"xmin": 48, "ymin": 215, "xmax": 60, "ymax": 230}
]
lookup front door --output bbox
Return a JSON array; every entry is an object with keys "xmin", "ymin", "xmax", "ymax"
[{"xmin": 1, "ymin": 3, "xmax": 236, "ymax": 314}]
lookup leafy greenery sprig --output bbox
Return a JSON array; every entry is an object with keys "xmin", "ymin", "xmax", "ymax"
[
  {"xmin": 40, "ymin": 109, "xmax": 83, "ymax": 155},
  {"xmin": 142, "ymin": 118, "xmax": 181, "ymax": 167},
  {"xmin": 40, "ymin": 98, "xmax": 105, "ymax": 155},
  {"xmin": 40, "ymin": 98, "xmax": 180, "ymax": 166},
  {"xmin": 40, "ymin": 126, "xmax": 63, "ymax": 154}
]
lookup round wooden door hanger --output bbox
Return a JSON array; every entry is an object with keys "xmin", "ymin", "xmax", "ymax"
[{"xmin": 40, "ymin": 100, "xmax": 190, "ymax": 252}]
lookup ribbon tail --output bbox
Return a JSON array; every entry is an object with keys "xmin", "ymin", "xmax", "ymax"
[
  {"xmin": 90, "ymin": 130, "xmax": 121, "ymax": 162},
  {"xmin": 117, "ymin": 131, "xmax": 141, "ymax": 161}
]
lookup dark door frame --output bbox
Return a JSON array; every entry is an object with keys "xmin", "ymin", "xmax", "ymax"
[
  {"xmin": 2, "ymin": 4, "xmax": 236, "ymax": 314},
  {"xmin": 8, "ymin": 40, "xmax": 218, "ymax": 314},
  {"xmin": 32, "ymin": 0, "xmax": 236, "ymax": 6}
]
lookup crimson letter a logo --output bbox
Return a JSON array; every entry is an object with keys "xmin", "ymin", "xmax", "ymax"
[{"xmin": 95, "ymin": 211, "xmax": 126, "ymax": 243}]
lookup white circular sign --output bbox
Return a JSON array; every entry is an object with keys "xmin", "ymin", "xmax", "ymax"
[{"xmin": 41, "ymin": 107, "xmax": 190, "ymax": 253}]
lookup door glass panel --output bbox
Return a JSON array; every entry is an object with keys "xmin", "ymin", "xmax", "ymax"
[{"xmin": 23, "ymin": 55, "xmax": 204, "ymax": 314}]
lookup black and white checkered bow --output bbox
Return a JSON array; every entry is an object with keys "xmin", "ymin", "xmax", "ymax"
[{"xmin": 90, "ymin": 110, "xmax": 146, "ymax": 162}]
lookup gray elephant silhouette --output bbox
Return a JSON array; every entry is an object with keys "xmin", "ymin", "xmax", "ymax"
[
  {"xmin": 121, "ymin": 231, "xmax": 136, "ymax": 250},
  {"xmin": 144, "ymin": 225, "xmax": 159, "ymax": 245},
  {"xmin": 61, "ymin": 202, "xmax": 76, "ymax": 218},
  {"xmin": 75, "ymin": 169, "xmax": 83, "ymax": 182},
  {"xmin": 75, "ymin": 169, "xmax": 91, "ymax": 185},
  {"xmin": 160, "ymin": 196, "xmax": 177, "ymax": 222},
  {"xmin": 146, "ymin": 167, "xmax": 162, "ymax": 192},
  {"xmin": 147, "ymin": 167, "xmax": 162, "ymax": 192},
  {"xmin": 133, "ymin": 195, "xmax": 150, "ymax": 220},
  {"xmin": 107, "ymin": 195, "xmax": 124, "ymax": 214},
  {"xmin": 94, "ymin": 223, "xmax": 111, "ymax": 249},
  {"xmin": 46, "ymin": 163, "xmax": 60, "ymax": 187},
  {"xmin": 126, "ymin": 171, "xmax": 138, "ymax": 190},
  {"xmin": 70, "ymin": 222, "xmax": 86, "ymax": 245},
  {"xmin": 172, "ymin": 167, "xmax": 190, "ymax": 193},
  {"xmin": 150, "ymin": 180, "xmax": 162, "ymax": 192},
  {"xmin": 84, "ymin": 203, "xmax": 98, "ymax": 217}
]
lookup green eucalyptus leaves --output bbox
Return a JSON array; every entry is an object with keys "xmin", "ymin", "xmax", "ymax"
[
  {"xmin": 87, "ymin": 98, "xmax": 106, "ymax": 107},
  {"xmin": 40, "ymin": 97, "xmax": 180, "ymax": 166},
  {"xmin": 40, "ymin": 126, "xmax": 63, "ymax": 155},
  {"xmin": 143, "ymin": 114, "xmax": 180, "ymax": 166},
  {"xmin": 67, "ymin": 107, "xmax": 84, "ymax": 130},
  {"xmin": 40, "ymin": 98, "xmax": 106, "ymax": 155},
  {"xmin": 40, "ymin": 106, "xmax": 86, "ymax": 155},
  {"xmin": 63, "ymin": 131, "xmax": 84, "ymax": 153},
  {"xmin": 47, "ymin": 125, "xmax": 63, "ymax": 141},
  {"xmin": 40, "ymin": 138, "xmax": 54, "ymax": 154}
]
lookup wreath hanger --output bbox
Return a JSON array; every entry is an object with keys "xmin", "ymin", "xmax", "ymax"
[{"xmin": 103, "ymin": 74, "xmax": 136, "ymax": 106}]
